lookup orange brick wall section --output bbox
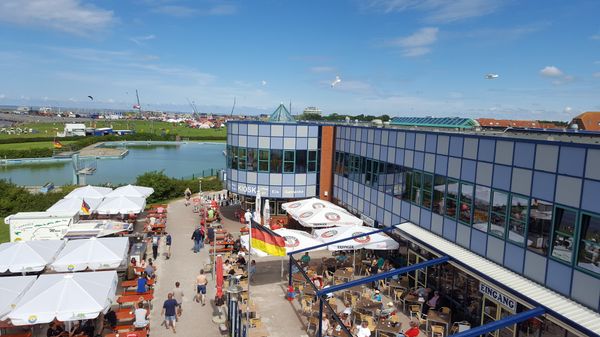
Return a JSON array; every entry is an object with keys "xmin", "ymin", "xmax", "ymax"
[{"xmin": 319, "ymin": 125, "xmax": 335, "ymax": 201}]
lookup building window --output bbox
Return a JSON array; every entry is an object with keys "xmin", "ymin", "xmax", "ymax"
[
  {"xmin": 247, "ymin": 148, "xmax": 257, "ymax": 172},
  {"xmin": 271, "ymin": 149, "xmax": 282, "ymax": 173},
  {"xmin": 283, "ymin": 150, "xmax": 295, "ymax": 173},
  {"xmin": 372, "ymin": 161, "xmax": 383, "ymax": 189},
  {"xmin": 365, "ymin": 158, "xmax": 372, "ymax": 186},
  {"xmin": 258, "ymin": 149, "xmax": 269, "ymax": 172},
  {"xmin": 527, "ymin": 199, "xmax": 553, "ymax": 255},
  {"xmin": 232, "ymin": 146, "xmax": 239, "ymax": 170},
  {"xmin": 508, "ymin": 194, "xmax": 528, "ymax": 245},
  {"xmin": 226, "ymin": 145, "xmax": 233, "ymax": 168},
  {"xmin": 237, "ymin": 147, "xmax": 247, "ymax": 170},
  {"xmin": 410, "ymin": 170, "xmax": 422, "ymax": 205},
  {"xmin": 551, "ymin": 206, "xmax": 577, "ymax": 264},
  {"xmin": 490, "ymin": 190, "xmax": 508, "ymax": 238},
  {"xmin": 383, "ymin": 163, "xmax": 396, "ymax": 195},
  {"xmin": 422, "ymin": 173, "xmax": 433, "ymax": 209},
  {"xmin": 577, "ymin": 213, "xmax": 600, "ymax": 275},
  {"xmin": 432, "ymin": 175, "xmax": 446, "ymax": 215},
  {"xmin": 445, "ymin": 178, "xmax": 458, "ymax": 219},
  {"xmin": 459, "ymin": 182, "xmax": 474, "ymax": 225},
  {"xmin": 308, "ymin": 150, "xmax": 318, "ymax": 172},
  {"xmin": 295, "ymin": 150, "xmax": 307, "ymax": 174},
  {"xmin": 473, "ymin": 185, "xmax": 491, "ymax": 232},
  {"xmin": 394, "ymin": 166, "xmax": 406, "ymax": 199}
]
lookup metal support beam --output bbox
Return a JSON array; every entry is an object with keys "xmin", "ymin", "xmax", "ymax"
[
  {"xmin": 288, "ymin": 225, "xmax": 397, "ymax": 256},
  {"xmin": 317, "ymin": 256, "xmax": 449, "ymax": 296},
  {"xmin": 452, "ymin": 307, "xmax": 545, "ymax": 337},
  {"xmin": 317, "ymin": 298, "xmax": 323, "ymax": 337}
]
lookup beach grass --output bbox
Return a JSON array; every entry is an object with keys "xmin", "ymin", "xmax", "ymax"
[
  {"xmin": 0, "ymin": 140, "xmax": 77, "ymax": 150},
  {"xmin": 0, "ymin": 220, "xmax": 9, "ymax": 243}
]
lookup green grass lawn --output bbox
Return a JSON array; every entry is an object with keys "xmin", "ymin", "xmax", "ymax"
[
  {"xmin": 0, "ymin": 140, "xmax": 77, "ymax": 150},
  {"xmin": 0, "ymin": 220, "xmax": 9, "ymax": 243},
  {"xmin": 0, "ymin": 120, "xmax": 227, "ymax": 139}
]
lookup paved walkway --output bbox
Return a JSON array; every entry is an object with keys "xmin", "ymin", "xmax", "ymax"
[{"xmin": 149, "ymin": 198, "xmax": 220, "ymax": 336}]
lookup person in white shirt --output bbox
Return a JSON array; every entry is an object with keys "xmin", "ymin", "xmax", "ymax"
[
  {"xmin": 133, "ymin": 302, "xmax": 149, "ymax": 328},
  {"xmin": 320, "ymin": 313, "xmax": 331, "ymax": 337},
  {"xmin": 354, "ymin": 320, "xmax": 371, "ymax": 337},
  {"xmin": 244, "ymin": 209, "xmax": 252, "ymax": 225}
]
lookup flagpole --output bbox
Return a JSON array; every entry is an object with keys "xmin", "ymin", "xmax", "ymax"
[{"xmin": 246, "ymin": 216, "xmax": 252, "ymax": 335}]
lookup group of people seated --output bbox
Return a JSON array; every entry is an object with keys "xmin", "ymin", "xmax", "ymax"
[{"xmin": 46, "ymin": 320, "xmax": 95, "ymax": 337}]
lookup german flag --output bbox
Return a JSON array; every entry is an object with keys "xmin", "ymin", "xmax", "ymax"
[
  {"xmin": 53, "ymin": 140, "xmax": 63, "ymax": 149},
  {"xmin": 81, "ymin": 199, "xmax": 91, "ymax": 215},
  {"xmin": 251, "ymin": 223, "xmax": 286, "ymax": 256}
]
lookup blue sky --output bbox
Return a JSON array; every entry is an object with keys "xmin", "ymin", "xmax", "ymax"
[{"xmin": 0, "ymin": 0, "xmax": 599, "ymax": 119}]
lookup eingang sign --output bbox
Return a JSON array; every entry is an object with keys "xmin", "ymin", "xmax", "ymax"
[{"xmin": 479, "ymin": 282, "xmax": 517, "ymax": 312}]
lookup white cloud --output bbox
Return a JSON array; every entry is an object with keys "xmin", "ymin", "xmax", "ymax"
[
  {"xmin": 0, "ymin": 0, "xmax": 113, "ymax": 36},
  {"xmin": 0, "ymin": 94, "xmax": 5, "ymax": 100},
  {"xmin": 593, "ymin": 72, "xmax": 600, "ymax": 78},
  {"xmin": 564, "ymin": 106, "xmax": 572, "ymax": 114},
  {"xmin": 261, "ymin": 80, "xmax": 267, "ymax": 86},
  {"xmin": 130, "ymin": 34, "xmax": 156, "ymax": 46},
  {"xmin": 310, "ymin": 66, "xmax": 335, "ymax": 73},
  {"xmin": 151, "ymin": 4, "xmax": 236, "ymax": 17},
  {"xmin": 388, "ymin": 27, "xmax": 439, "ymax": 57},
  {"xmin": 540, "ymin": 66, "xmax": 563, "ymax": 77},
  {"xmin": 591, "ymin": 34, "xmax": 600, "ymax": 40},
  {"xmin": 364, "ymin": 0, "xmax": 503, "ymax": 23}
]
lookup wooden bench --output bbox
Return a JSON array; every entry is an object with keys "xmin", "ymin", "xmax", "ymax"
[
  {"xmin": 209, "ymin": 247, "xmax": 233, "ymax": 254},
  {"xmin": 113, "ymin": 324, "xmax": 135, "ymax": 332},
  {"xmin": 121, "ymin": 290, "xmax": 154, "ymax": 296}
]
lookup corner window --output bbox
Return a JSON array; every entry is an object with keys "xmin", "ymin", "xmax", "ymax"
[
  {"xmin": 410, "ymin": 171, "xmax": 422, "ymax": 205},
  {"xmin": 232, "ymin": 146, "xmax": 239, "ymax": 170},
  {"xmin": 308, "ymin": 150, "xmax": 318, "ymax": 173},
  {"xmin": 432, "ymin": 175, "xmax": 446, "ymax": 215},
  {"xmin": 422, "ymin": 173, "xmax": 433, "ymax": 209},
  {"xmin": 247, "ymin": 148, "xmax": 257, "ymax": 172},
  {"xmin": 508, "ymin": 195, "xmax": 528, "ymax": 245},
  {"xmin": 459, "ymin": 182, "xmax": 474, "ymax": 225},
  {"xmin": 295, "ymin": 150, "xmax": 307, "ymax": 174},
  {"xmin": 270, "ymin": 149, "xmax": 282, "ymax": 173},
  {"xmin": 473, "ymin": 185, "xmax": 491, "ymax": 232},
  {"xmin": 445, "ymin": 179, "xmax": 458, "ymax": 219},
  {"xmin": 551, "ymin": 207, "xmax": 577, "ymax": 264},
  {"xmin": 527, "ymin": 199, "xmax": 553, "ymax": 255},
  {"xmin": 490, "ymin": 190, "xmax": 508, "ymax": 238},
  {"xmin": 258, "ymin": 149, "xmax": 269, "ymax": 172},
  {"xmin": 577, "ymin": 213, "xmax": 600, "ymax": 275},
  {"xmin": 237, "ymin": 147, "xmax": 247, "ymax": 170}
]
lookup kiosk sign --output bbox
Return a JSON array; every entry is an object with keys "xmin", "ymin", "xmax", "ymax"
[{"xmin": 479, "ymin": 282, "xmax": 516, "ymax": 312}]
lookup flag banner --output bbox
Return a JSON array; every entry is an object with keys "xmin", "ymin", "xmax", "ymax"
[
  {"xmin": 81, "ymin": 199, "xmax": 91, "ymax": 215},
  {"xmin": 250, "ymin": 222, "xmax": 286, "ymax": 256},
  {"xmin": 53, "ymin": 140, "xmax": 63, "ymax": 149}
]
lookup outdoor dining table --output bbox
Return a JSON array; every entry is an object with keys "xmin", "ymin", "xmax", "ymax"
[
  {"xmin": 426, "ymin": 309, "xmax": 451, "ymax": 333},
  {"xmin": 105, "ymin": 329, "xmax": 147, "ymax": 337},
  {"xmin": 375, "ymin": 321, "xmax": 402, "ymax": 337},
  {"xmin": 116, "ymin": 310, "xmax": 135, "ymax": 322},
  {"xmin": 248, "ymin": 327, "xmax": 269, "ymax": 337},
  {"xmin": 0, "ymin": 332, "xmax": 32, "ymax": 337},
  {"xmin": 333, "ymin": 269, "xmax": 353, "ymax": 282},
  {"xmin": 121, "ymin": 278, "xmax": 155, "ymax": 288},
  {"xmin": 117, "ymin": 293, "xmax": 154, "ymax": 305}
]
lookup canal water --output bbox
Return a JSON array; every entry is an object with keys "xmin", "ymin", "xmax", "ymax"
[{"xmin": 0, "ymin": 142, "xmax": 225, "ymax": 186}]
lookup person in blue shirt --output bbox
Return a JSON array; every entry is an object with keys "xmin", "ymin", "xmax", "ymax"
[
  {"xmin": 336, "ymin": 252, "xmax": 348, "ymax": 263},
  {"xmin": 162, "ymin": 293, "xmax": 178, "ymax": 333},
  {"xmin": 372, "ymin": 289, "xmax": 382, "ymax": 302},
  {"xmin": 165, "ymin": 232, "xmax": 172, "ymax": 259},
  {"xmin": 137, "ymin": 273, "xmax": 148, "ymax": 293}
]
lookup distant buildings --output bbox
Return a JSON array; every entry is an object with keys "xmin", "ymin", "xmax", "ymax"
[
  {"xmin": 570, "ymin": 112, "xmax": 600, "ymax": 131},
  {"xmin": 303, "ymin": 106, "xmax": 322, "ymax": 115}
]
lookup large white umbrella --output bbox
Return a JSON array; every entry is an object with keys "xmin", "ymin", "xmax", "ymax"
[
  {"xmin": 314, "ymin": 226, "xmax": 399, "ymax": 251},
  {"xmin": 263, "ymin": 199, "xmax": 271, "ymax": 228},
  {"xmin": 96, "ymin": 196, "xmax": 146, "ymax": 214},
  {"xmin": 0, "ymin": 275, "xmax": 37, "ymax": 320},
  {"xmin": 0, "ymin": 240, "xmax": 65, "ymax": 273},
  {"xmin": 8, "ymin": 271, "xmax": 118, "ymax": 326},
  {"xmin": 240, "ymin": 228, "xmax": 325, "ymax": 256},
  {"xmin": 282, "ymin": 197, "xmax": 347, "ymax": 215},
  {"xmin": 254, "ymin": 190, "xmax": 261, "ymax": 225},
  {"xmin": 282, "ymin": 198, "xmax": 362, "ymax": 228},
  {"xmin": 106, "ymin": 184, "xmax": 154, "ymax": 198},
  {"xmin": 47, "ymin": 197, "xmax": 102, "ymax": 215},
  {"xmin": 50, "ymin": 237, "xmax": 129, "ymax": 272},
  {"xmin": 64, "ymin": 185, "xmax": 112, "ymax": 199}
]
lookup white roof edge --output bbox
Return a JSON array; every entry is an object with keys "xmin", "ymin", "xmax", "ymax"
[{"xmin": 395, "ymin": 222, "xmax": 600, "ymax": 336}]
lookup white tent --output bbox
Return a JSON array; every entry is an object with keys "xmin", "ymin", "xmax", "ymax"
[
  {"xmin": 8, "ymin": 271, "xmax": 118, "ymax": 325},
  {"xmin": 240, "ymin": 228, "xmax": 325, "ymax": 256},
  {"xmin": 50, "ymin": 237, "xmax": 129, "ymax": 272},
  {"xmin": 106, "ymin": 184, "xmax": 154, "ymax": 198},
  {"xmin": 314, "ymin": 226, "xmax": 399, "ymax": 251},
  {"xmin": 282, "ymin": 198, "xmax": 362, "ymax": 228},
  {"xmin": 0, "ymin": 275, "xmax": 37, "ymax": 320},
  {"xmin": 47, "ymin": 197, "xmax": 102, "ymax": 215},
  {"xmin": 0, "ymin": 240, "xmax": 65, "ymax": 273},
  {"xmin": 64, "ymin": 185, "xmax": 113, "ymax": 199},
  {"xmin": 96, "ymin": 196, "xmax": 146, "ymax": 214}
]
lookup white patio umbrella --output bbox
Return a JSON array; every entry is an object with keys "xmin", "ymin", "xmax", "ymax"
[
  {"xmin": 281, "ymin": 197, "xmax": 347, "ymax": 215},
  {"xmin": 0, "ymin": 275, "xmax": 37, "ymax": 320},
  {"xmin": 50, "ymin": 237, "xmax": 129, "ymax": 272},
  {"xmin": 240, "ymin": 228, "xmax": 325, "ymax": 256},
  {"xmin": 0, "ymin": 240, "xmax": 65, "ymax": 274},
  {"xmin": 47, "ymin": 197, "xmax": 102, "ymax": 215},
  {"xmin": 96, "ymin": 196, "xmax": 146, "ymax": 214},
  {"xmin": 106, "ymin": 184, "xmax": 154, "ymax": 198},
  {"xmin": 263, "ymin": 199, "xmax": 271, "ymax": 228},
  {"xmin": 282, "ymin": 198, "xmax": 362, "ymax": 228},
  {"xmin": 254, "ymin": 190, "xmax": 262, "ymax": 225},
  {"xmin": 64, "ymin": 185, "xmax": 112, "ymax": 199},
  {"xmin": 8, "ymin": 271, "xmax": 118, "ymax": 325},
  {"xmin": 314, "ymin": 226, "xmax": 399, "ymax": 273}
]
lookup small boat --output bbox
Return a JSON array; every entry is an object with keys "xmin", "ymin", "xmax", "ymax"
[{"xmin": 39, "ymin": 182, "xmax": 55, "ymax": 193}]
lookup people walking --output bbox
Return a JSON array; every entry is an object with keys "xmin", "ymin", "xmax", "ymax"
[
  {"xmin": 152, "ymin": 232, "xmax": 160, "ymax": 260},
  {"xmin": 172, "ymin": 281, "xmax": 184, "ymax": 320},
  {"xmin": 165, "ymin": 231, "xmax": 172, "ymax": 259},
  {"xmin": 184, "ymin": 188, "xmax": 192, "ymax": 206},
  {"xmin": 195, "ymin": 269, "xmax": 208, "ymax": 306},
  {"xmin": 161, "ymin": 293, "xmax": 178, "ymax": 333},
  {"xmin": 191, "ymin": 227, "xmax": 202, "ymax": 253}
]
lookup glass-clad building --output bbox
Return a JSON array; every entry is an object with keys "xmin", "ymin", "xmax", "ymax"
[{"xmin": 226, "ymin": 116, "xmax": 600, "ymax": 336}]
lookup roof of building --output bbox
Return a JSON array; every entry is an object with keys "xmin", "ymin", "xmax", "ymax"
[
  {"xmin": 390, "ymin": 116, "xmax": 478, "ymax": 129},
  {"xmin": 269, "ymin": 104, "xmax": 296, "ymax": 123},
  {"xmin": 571, "ymin": 111, "xmax": 600, "ymax": 131},
  {"xmin": 477, "ymin": 118, "xmax": 563, "ymax": 129},
  {"xmin": 395, "ymin": 222, "xmax": 600, "ymax": 336}
]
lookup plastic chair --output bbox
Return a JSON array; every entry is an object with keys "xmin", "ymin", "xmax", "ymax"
[
  {"xmin": 409, "ymin": 305, "xmax": 422, "ymax": 317},
  {"xmin": 440, "ymin": 306, "xmax": 451, "ymax": 315},
  {"xmin": 307, "ymin": 316, "xmax": 319, "ymax": 334},
  {"xmin": 450, "ymin": 321, "xmax": 471, "ymax": 334},
  {"xmin": 431, "ymin": 324, "xmax": 445, "ymax": 337}
]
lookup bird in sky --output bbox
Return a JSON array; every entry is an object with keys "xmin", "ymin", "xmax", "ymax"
[
  {"xmin": 485, "ymin": 73, "xmax": 499, "ymax": 79},
  {"xmin": 87, "ymin": 95, "xmax": 94, "ymax": 100},
  {"xmin": 331, "ymin": 75, "xmax": 341, "ymax": 87}
]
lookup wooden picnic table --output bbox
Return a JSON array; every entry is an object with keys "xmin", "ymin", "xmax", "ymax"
[
  {"xmin": 334, "ymin": 269, "xmax": 353, "ymax": 281},
  {"xmin": 116, "ymin": 309, "xmax": 135, "ymax": 322},
  {"xmin": 117, "ymin": 293, "xmax": 154, "ymax": 305},
  {"xmin": 121, "ymin": 278, "xmax": 155, "ymax": 288},
  {"xmin": 426, "ymin": 310, "xmax": 451, "ymax": 333},
  {"xmin": 105, "ymin": 330, "xmax": 147, "ymax": 337},
  {"xmin": 0, "ymin": 332, "xmax": 32, "ymax": 337},
  {"xmin": 375, "ymin": 321, "xmax": 402, "ymax": 337}
]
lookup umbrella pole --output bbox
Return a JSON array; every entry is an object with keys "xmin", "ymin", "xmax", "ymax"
[
  {"xmin": 353, "ymin": 249, "xmax": 356, "ymax": 276},
  {"xmin": 246, "ymin": 220, "xmax": 252, "ymax": 335}
]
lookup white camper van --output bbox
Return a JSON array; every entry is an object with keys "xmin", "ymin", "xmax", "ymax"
[{"xmin": 4, "ymin": 211, "xmax": 79, "ymax": 242}]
